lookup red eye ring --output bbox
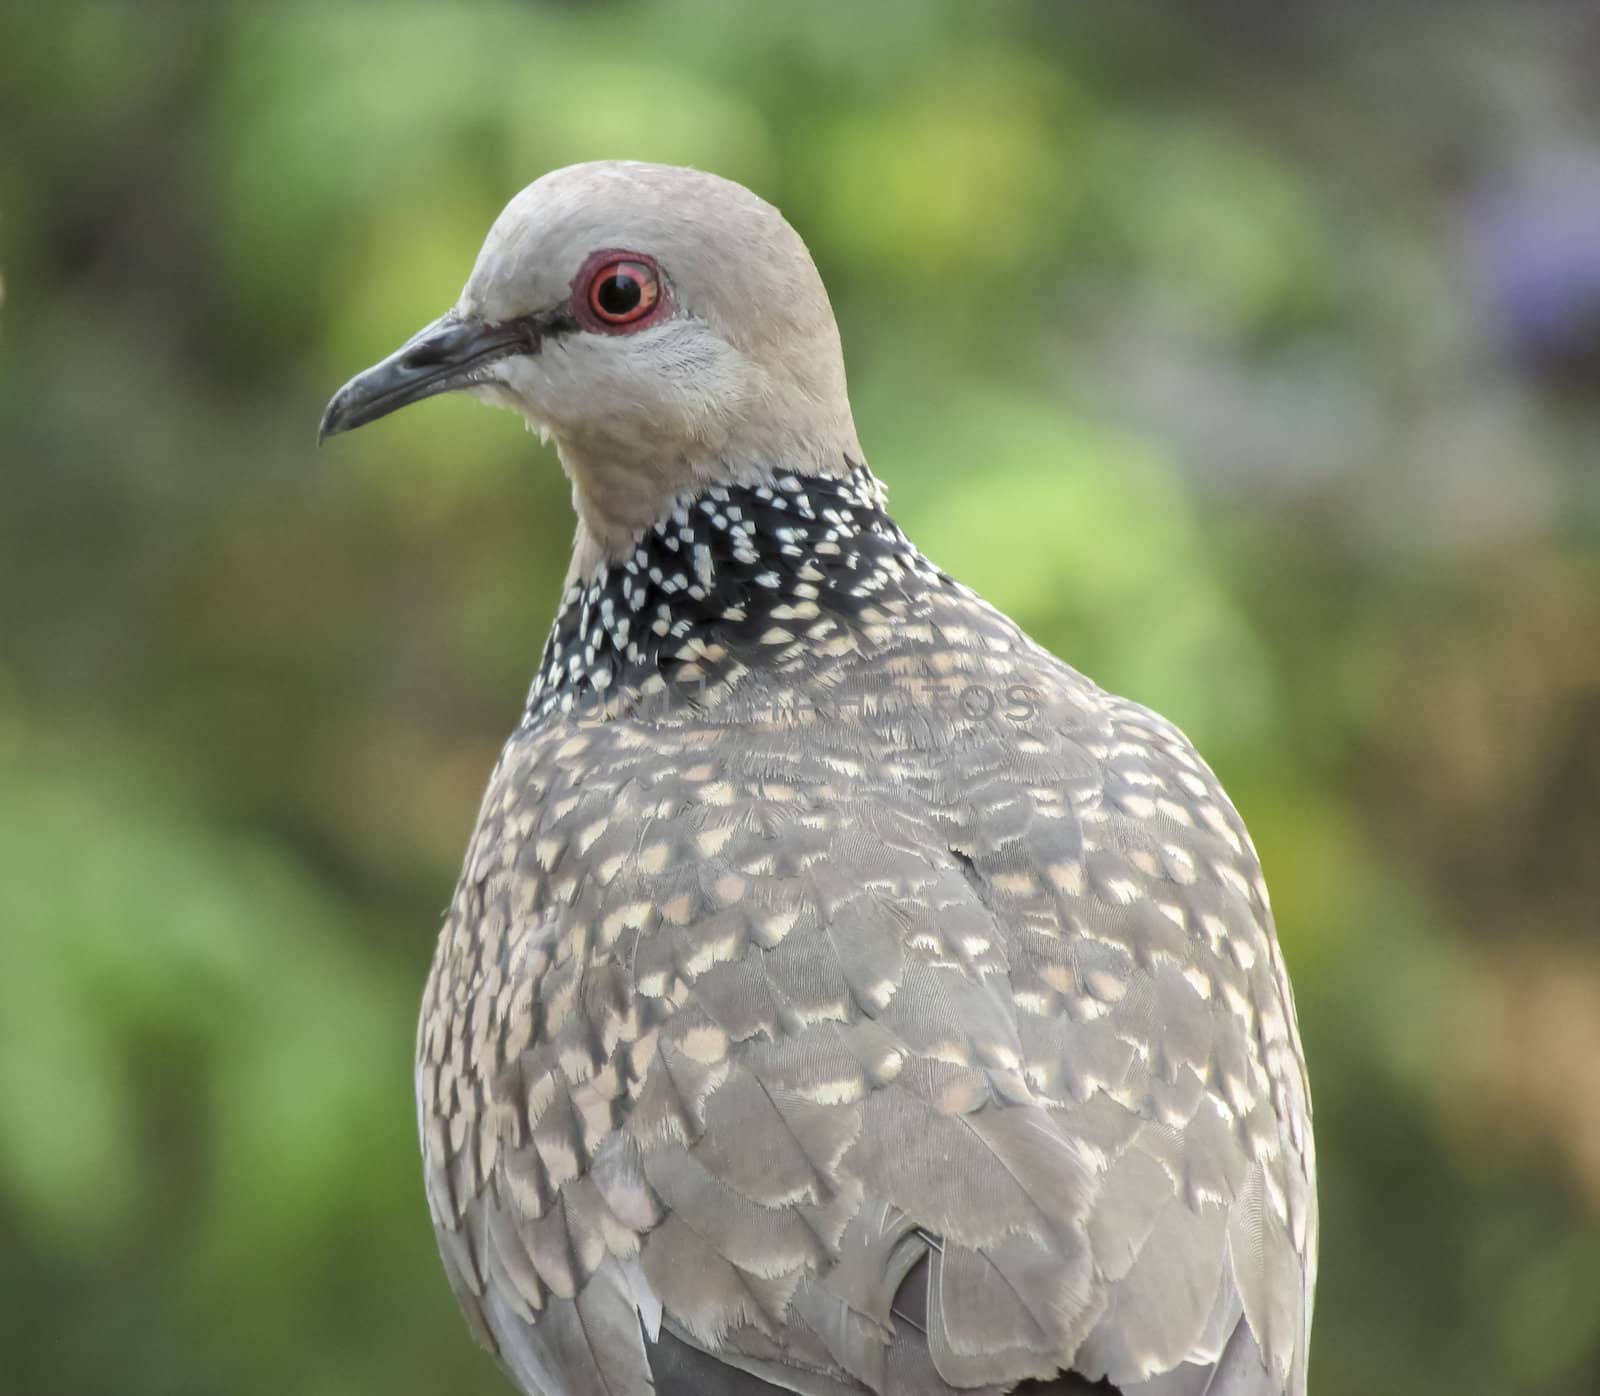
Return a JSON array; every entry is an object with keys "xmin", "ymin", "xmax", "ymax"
[{"xmin": 586, "ymin": 258, "xmax": 661, "ymax": 327}]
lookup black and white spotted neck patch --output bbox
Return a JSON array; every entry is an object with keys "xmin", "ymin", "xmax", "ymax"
[{"xmin": 523, "ymin": 461, "xmax": 944, "ymax": 723}]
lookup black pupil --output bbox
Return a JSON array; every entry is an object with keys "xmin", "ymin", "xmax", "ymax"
[{"xmin": 597, "ymin": 272, "xmax": 642, "ymax": 317}]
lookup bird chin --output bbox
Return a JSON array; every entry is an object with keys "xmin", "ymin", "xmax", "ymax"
[{"xmin": 463, "ymin": 376, "xmax": 546, "ymax": 435}]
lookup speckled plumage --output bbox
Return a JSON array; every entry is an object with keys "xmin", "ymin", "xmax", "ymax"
[
  {"xmin": 522, "ymin": 464, "xmax": 930, "ymax": 724},
  {"xmin": 416, "ymin": 461, "xmax": 1314, "ymax": 1395},
  {"xmin": 325, "ymin": 161, "xmax": 1315, "ymax": 1396}
]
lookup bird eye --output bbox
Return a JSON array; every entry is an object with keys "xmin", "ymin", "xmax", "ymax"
[{"xmin": 587, "ymin": 259, "xmax": 660, "ymax": 326}]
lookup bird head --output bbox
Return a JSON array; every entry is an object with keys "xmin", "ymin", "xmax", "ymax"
[{"xmin": 320, "ymin": 161, "xmax": 861, "ymax": 565}]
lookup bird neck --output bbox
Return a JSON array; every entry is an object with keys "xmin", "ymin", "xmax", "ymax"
[{"xmin": 524, "ymin": 460, "xmax": 941, "ymax": 723}]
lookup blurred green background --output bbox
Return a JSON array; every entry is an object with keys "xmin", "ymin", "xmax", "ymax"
[{"xmin": 4, "ymin": 3, "xmax": 1599, "ymax": 1393}]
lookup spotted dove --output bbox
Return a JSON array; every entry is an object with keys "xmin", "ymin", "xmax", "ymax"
[{"xmin": 320, "ymin": 161, "xmax": 1316, "ymax": 1396}]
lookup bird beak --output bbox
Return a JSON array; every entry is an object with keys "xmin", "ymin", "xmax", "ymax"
[{"xmin": 318, "ymin": 308, "xmax": 567, "ymax": 442}]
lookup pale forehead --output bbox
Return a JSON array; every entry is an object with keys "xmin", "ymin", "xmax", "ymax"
[{"xmin": 461, "ymin": 161, "xmax": 798, "ymax": 321}]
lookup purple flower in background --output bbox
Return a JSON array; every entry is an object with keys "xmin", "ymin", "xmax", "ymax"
[{"xmin": 1466, "ymin": 148, "xmax": 1600, "ymax": 385}]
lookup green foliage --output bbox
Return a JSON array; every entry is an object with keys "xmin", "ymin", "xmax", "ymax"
[{"xmin": 3, "ymin": 3, "xmax": 1598, "ymax": 1393}]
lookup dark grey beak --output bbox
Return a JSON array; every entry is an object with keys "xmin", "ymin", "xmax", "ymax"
[{"xmin": 318, "ymin": 308, "xmax": 571, "ymax": 442}]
